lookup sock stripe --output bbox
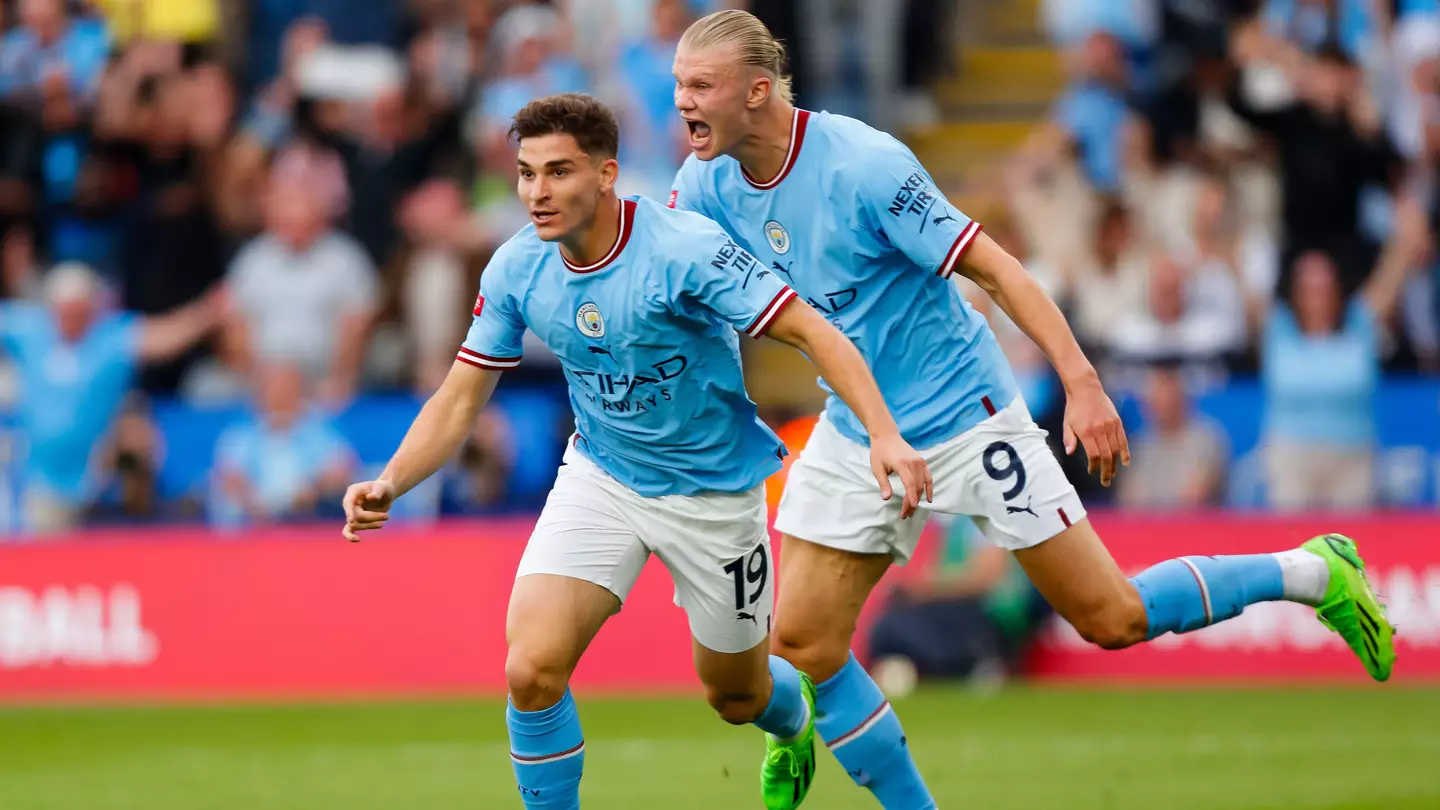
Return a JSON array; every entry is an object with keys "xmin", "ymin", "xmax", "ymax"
[
  {"xmin": 510, "ymin": 741, "xmax": 585, "ymax": 765},
  {"xmin": 827, "ymin": 701, "xmax": 893, "ymax": 751},
  {"xmin": 1178, "ymin": 557, "xmax": 1213, "ymax": 626}
]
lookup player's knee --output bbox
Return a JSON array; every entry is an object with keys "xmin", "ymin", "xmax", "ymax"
[
  {"xmin": 504, "ymin": 650, "xmax": 571, "ymax": 712},
  {"xmin": 1072, "ymin": 591, "xmax": 1148, "ymax": 651},
  {"xmin": 705, "ymin": 687, "xmax": 766, "ymax": 726},
  {"xmin": 771, "ymin": 630, "xmax": 849, "ymax": 684}
]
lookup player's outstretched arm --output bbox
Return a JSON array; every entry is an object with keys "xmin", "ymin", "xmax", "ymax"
[
  {"xmin": 958, "ymin": 231, "xmax": 1130, "ymax": 486},
  {"xmin": 341, "ymin": 360, "xmax": 501, "ymax": 541},
  {"xmin": 765, "ymin": 302, "xmax": 933, "ymax": 517}
]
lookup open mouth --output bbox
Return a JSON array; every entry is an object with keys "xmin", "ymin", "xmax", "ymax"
[
  {"xmin": 687, "ymin": 120, "xmax": 712, "ymax": 149},
  {"xmin": 530, "ymin": 210, "xmax": 558, "ymax": 226}
]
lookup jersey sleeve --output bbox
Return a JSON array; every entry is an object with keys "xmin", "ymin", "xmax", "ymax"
[
  {"xmin": 859, "ymin": 144, "xmax": 983, "ymax": 280},
  {"xmin": 457, "ymin": 250, "xmax": 526, "ymax": 371},
  {"xmin": 667, "ymin": 158, "xmax": 712, "ymax": 218},
  {"xmin": 670, "ymin": 218, "xmax": 799, "ymax": 339}
]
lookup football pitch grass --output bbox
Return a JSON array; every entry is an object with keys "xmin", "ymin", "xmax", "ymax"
[{"xmin": 2, "ymin": 686, "xmax": 1437, "ymax": 810}]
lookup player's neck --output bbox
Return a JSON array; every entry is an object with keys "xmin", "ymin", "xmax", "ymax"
[
  {"xmin": 559, "ymin": 195, "xmax": 622, "ymax": 268},
  {"xmin": 733, "ymin": 101, "xmax": 796, "ymax": 185}
]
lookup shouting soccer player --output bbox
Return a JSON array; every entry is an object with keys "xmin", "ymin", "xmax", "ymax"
[
  {"xmin": 669, "ymin": 11, "xmax": 1397, "ymax": 809},
  {"xmin": 340, "ymin": 94, "xmax": 932, "ymax": 810}
]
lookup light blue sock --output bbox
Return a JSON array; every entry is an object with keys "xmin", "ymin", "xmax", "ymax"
[
  {"xmin": 1131, "ymin": 555, "xmax": 1286, "ymax": 639},
  {"xmin": 814, "ymin": 653, "xmax": 936, "ymax": 810},
  {"xmin": 754, "ymin": 655, "xmax": 809, "ymax": 739},
  {"xmin": 507, "ymin": 689, "xmax": 584, "ymax": 809}
]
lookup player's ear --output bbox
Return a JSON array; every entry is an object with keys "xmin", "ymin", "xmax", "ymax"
[
  {"xmin": 598, "ymin": 157, "xmax": 619, "ymax": 193},
  {"xmin": 746, "ymin": 74, "xmax": 771, "ymax": 109}
]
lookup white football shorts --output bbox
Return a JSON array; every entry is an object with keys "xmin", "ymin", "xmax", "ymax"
[
  {"xmin": 774, "ymin": 396, "xmax": 1085, "ymax": 562},
  {"xmin": 516, "ymin": 439, "xmax": 773, "ymax": 654}
]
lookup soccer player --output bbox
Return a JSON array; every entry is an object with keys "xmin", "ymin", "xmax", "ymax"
[
  {"xmin": 669, "ymin": 11, "xmax": 1398, "ymax": 809},
  {"xmin": 339, "ymin": 93, "xmax": 932, "ymax": 810}
]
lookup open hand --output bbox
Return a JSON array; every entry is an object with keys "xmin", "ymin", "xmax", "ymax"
[{"xmin": 1063, "ymin": 377, "xmax": 1130, "ymax": 487}]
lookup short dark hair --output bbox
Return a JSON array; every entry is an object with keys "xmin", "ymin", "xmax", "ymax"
[{"xmin": 509, "ymin": 94, "xmax": 620, "ymax": 159}]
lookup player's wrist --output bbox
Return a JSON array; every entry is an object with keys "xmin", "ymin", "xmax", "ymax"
[{"xmin": 1059, "ymin": 364, "xmax": 1101, "ymax": 394}]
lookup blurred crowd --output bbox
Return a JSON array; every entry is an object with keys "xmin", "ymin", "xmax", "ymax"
[
  {"xmin": 0, "ymin": 0, "xmax": 943, "ymax": 536},
  {"xmin": 969, "ymin": 0, "xmax": 1440, "ymax": 515},
  {"xmin": 1, "ymin": 0, "xmax": 1438, "ymax": 539}
]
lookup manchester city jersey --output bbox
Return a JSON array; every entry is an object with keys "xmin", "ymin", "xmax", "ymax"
[
  {"xmin": 671, "ymin": 109, "xmax": 1020, "ymax": 450},
  {"xmin": 460, "ymin": 196, "xmax": 795, "ymax": 496}
]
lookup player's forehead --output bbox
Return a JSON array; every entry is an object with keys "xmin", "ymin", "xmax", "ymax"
[
  {"xmin": 673, "ymin": 43, "xmax": 741, "ymax": 81},
  {"xmin": 516, "ymin": 133, "xmax": 590, "ymax": 166}
]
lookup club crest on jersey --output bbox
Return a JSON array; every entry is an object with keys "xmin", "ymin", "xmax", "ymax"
[
  {"xmin": 764, "ymin": 220, "xmax": 791, "ymax": 255},
  {"xmin": 575, "ymin": 302, "xmax": 606, "ymax": 339}
]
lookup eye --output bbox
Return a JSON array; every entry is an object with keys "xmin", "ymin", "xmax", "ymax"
[
  {"xmin": 520, "ymin": 169, "xmax": 534, "ymax": 179},
  {"xmin": 553, "ymin": 169, "xmax": 567, "ymax": 177},
  {"xmin": 697, "ymin": 83, "xmax": 710, "ymax": 91}
]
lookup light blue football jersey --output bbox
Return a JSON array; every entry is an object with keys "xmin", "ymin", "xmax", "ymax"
[
  {"xmin": 671, "ymin": 109, "xmax": 1020, "ymax": 450},
  {"xmin": 460, "ymin": 197, "xmax": 795, "ymax": 497}
]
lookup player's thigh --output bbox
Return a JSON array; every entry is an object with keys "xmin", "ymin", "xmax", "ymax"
[
  {"xmin": 508, "ymin": 464, "xmax": 650, "ymax": 678},
  {"xmin": 647, "ymin": 486, "xmax": 775, "ymax": 659},
  {"xmin": 772, "ymin": 535, "xmax": 892, "ymax": 681},
  {"xmin": 505, "ymin": 574, "xmax": 619, "ymax": 679},
  {"xmin": 1009, "ymin": 518, "xmax": 1145, "ymax": 645},
  {"xmin": 773, "ymin": 414, "xmax": 928, "ymax": 563},
  {"xmin": 692, "ymin": 636, "xmax": 772, "ymax": 719}
]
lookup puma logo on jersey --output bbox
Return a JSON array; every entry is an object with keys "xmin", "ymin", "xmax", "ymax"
[
  {"xmin": 1006, "ymin": 497, "xmax": 1038, "ymax": 518},
  {"xmin": 587, "ymin": 346, "xmax": 614, "ymax": 358},
  {"xmin": 736, "ymin": 611, "xmax": 758, "ymax": 625},
  {"xmin": 932, "ymin": 209, "xmax": 957, "ymax": 227}
]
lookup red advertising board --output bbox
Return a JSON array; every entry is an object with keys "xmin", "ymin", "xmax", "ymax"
[{"xmin": 0, "ymin": 514, "xmax": 1435, "ymax": 701}]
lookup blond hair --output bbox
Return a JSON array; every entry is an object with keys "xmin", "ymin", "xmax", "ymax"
[{"xmin": 679, "ymin": 10, "xmax": 794, "ymax": 104}]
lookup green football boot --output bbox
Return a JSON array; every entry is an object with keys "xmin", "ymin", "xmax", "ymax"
[
  {"xmin": 761, "ymin": 671, "xmax": 818, "ymax": 809},
  {"xmin": 1301, "ymin": 534, "xmax": 1396, "ymax": 682}
]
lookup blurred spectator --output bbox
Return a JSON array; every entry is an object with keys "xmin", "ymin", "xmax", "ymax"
[
  {"xmin": 443, "ymin": 406, "xmax": 517, "ymax": 513},
  {"xmin": 1017, "ymin": 32, "xmax": 1140, "ymax": 196},
  {"xmin": 614, "ymin": 0, "xmax": 691, "ymax": 202},
  {"xmin": 211, "ymin": 362, "xmax": 355, "ymax": 526},
  {"xmin": 2, "ymin": 223, "xmax": 42, "ymax": 300},
  {"xmin": 869, "ymin": 516, "xmax": 1051, "ymax": 696},
  {"xmin": 1109, "ymin": 251, "xmax": 1248, "ymax": 375},
  {"xmin": 1262, "ymin": 201, "xmax": 1428, "ymax": 511},
  {"xmin": 1227, "ymin": 39, "xmax": 1401, "ymax": 292},
  {"xmin": 85, "ymin": 393, "xmax": 198, "ymax": 524},
  {"xmin": 0, "ymin": 0, "xmax": 110, "ymax": 225},
  {"xmin": 0, "ymin": 262, "xmax": 223, "ymax": 534},
  {"xmin": 99, "ymin": 58, "xmax": 234, "ymax": 392},
  {"xmin": 224, "ymin": 159, "xmax": 379, "ymax": 405},
  {"xmin": 1043, "ymin": 0, "xmax": 1160, "ymax": 53},
  {"xmin": 1174, "ymin": 170, "xmax": 1278, "ymax": 339},
  {"xmin": 0, "ymin": 0, "xmax": 110, "ymax": 107},
  {"xmin": 1061, "ymin": 200, "xmax": 1149, "ymax": 353},
  {"xmin": 1117, "ymin": 365, "xmax": 1229, "ymax": 509},
  {"xmin": 397, "ymin": 177, "xmax": 485, "ymax": 393},
  {"xmin": 1259, "ymin": 0, "xmax": 1376, "ymax": 63}
]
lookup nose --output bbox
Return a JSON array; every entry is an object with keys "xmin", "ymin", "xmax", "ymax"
[
  {"xmin": 528, "ymin": 175, "xmax": 549, "ymax": 203},
  {"xmin": 674, "ymin": 84, "xmax": 692, "ymax": 111}
]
